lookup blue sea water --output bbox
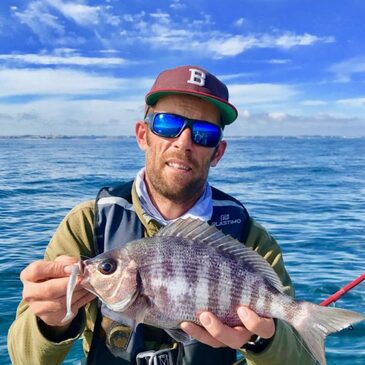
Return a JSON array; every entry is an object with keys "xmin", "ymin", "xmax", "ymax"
[{"xmin": 0, "ymin": 136, "xmax": 364, "ymax": 365}]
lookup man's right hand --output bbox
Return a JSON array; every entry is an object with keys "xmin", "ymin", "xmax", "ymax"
[{"xmin": 20, "ymin": 255, "xmax": 95, "ymax": 329}]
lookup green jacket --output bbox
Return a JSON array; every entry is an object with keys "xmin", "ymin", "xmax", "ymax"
[{"xmin": 8, "ymin": 188, "xmax": 315, "ymax": 365}]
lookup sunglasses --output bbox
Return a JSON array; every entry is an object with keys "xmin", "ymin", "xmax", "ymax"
[{"xmin": 145, "ymin": 113, "xmax": 223, "ymax": 148}]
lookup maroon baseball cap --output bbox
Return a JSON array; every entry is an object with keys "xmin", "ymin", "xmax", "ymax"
[{"xmin": 145, "ymin": 65, "xmax": 238, "ymax": 125}]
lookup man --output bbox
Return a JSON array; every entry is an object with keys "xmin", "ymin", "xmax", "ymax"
[{"xmin": 8, "ymin": 65, "xmax": 314, "ymax": 365}]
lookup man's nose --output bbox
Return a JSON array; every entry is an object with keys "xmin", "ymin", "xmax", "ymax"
[{"xmin": 173, "ymin": 127, "xmax": 193, "ymax": 150}]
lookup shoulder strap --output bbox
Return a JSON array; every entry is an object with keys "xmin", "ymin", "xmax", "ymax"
[
  {"xmin": 210, "ymin": 186, "xmax": 251, "ymax": 243},
  {"xmin": 93, "ymin": 180, "xmax": 143, "ymax": 255}
]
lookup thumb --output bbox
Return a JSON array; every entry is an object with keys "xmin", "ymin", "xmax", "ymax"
[
  {"xmin": 20, "ymin": 259, "xmax": 77, "ymax": 283},
  {"xmin": 55, "ymin": 256, "xmax": 80, "ymax": 275},
  {"xmin": 54, "ymin": 255, "xmax": 79, "ymax": 265}
]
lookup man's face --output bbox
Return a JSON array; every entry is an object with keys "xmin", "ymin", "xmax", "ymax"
[{"xmin": 136, "ymin": 94, "xmax": 226, "ymax": 204}]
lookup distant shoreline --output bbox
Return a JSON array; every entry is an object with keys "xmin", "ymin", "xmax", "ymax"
[
  {"xmin": 0, "ymin": 135, "xmax": 363, "ymax": 140},
  {"xmin": 0, "ymin": 135, "xmax": 134, "ymax": 139}
]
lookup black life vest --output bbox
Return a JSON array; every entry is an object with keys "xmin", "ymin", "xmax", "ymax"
[{"xmin": 87, "ymin": 181, "xmax": 251, "ymax": 365}]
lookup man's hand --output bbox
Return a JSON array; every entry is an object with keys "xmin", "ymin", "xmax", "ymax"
[
  {"xmin": 180, "ymin": 306, "xmax": 275, "ymax": 349},
  {"xmin": 20, "ymin": 255, "xmax": 95, "ymax": 329}
]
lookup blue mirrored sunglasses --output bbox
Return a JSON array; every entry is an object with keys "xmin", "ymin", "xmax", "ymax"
[{"xmin": 145, "ymin": 113, "xmax": 223, "ymax": 148}]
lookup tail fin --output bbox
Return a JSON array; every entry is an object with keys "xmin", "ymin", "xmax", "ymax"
[{"xmin": 291, "ymin": 302, "xmax": 364, "ymax": 365}]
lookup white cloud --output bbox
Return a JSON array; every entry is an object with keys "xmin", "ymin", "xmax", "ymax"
[
  {"xmin": 136, "ymin": 30, "xmax": 333, "ymax": 58},
  {"xmin": 274, "ymin": 33, "xmax": 334, "ymax": 48},
  {"xmin": 228, "ymin": 83, "xmax": 298, "ymax": 105},
  {"xmin": 0, "ymin": 53, "xmax": 128, "ymax": 67},
  {"xmin": 11, "ymin": 0, "xmax": 120, "ymax": 46},
  {"xmin": 145, "ymin": 30, "xmax": 334, "ymax": 58},
  {"xmin": 206, "ymin": 35, "xmax": 257, "ymax": 57},
  {"xmin": 267, "ymin": 59, "xmax": 291, "ymax": 65},
  {"xmin": 170, "ymin": 0, "xmax": 186, "ymax": 10},
  {"xmin": 268, "ymin": 112, "xmax": 288, "ymax": 121},
  {"xmin": 0, "ymin": 68, "xmax": 151, "ymax": 97},
  {"xmin": 337, "ymin": 97, "xmax": 365, "ymax": 107},
  {"xmin": 301, "ymin": 100, "xmax": 328, "ymax": 106},
  {"xmin": 239, "ymin": 109, "xmax": 251, "ymax": 118},
  {"xmin": 219, "ymin": 72, "xmax": 256, "ymax": 81},
  {"xmin": 0, "ymin": 98, "xmax": 144, "ymax": 136},
  {"xmin": 329, "ymin": 56, "xmax": 365, "ymax": 83},
  {"xmin": 85, "ymin": 10, "xmax": 335, "ymax": 58},
  {"xmin": 226, "ymin": 112, "xmax": 365, "ymax": 137},
  {"xmin": 233, "ymin": 18, "xmax": 245, "ymax": 28},
  {"xmin": 45, "ymin": 0, "xmax": 102, "ymax": 26},
  {"xmin": 150, "ymin": 12, "xmax": 171, "ymax": 23},
  {"xmin": 12, "ymin": 1, "xmax": 66, "ymax": 44},
  {"xmin": 11, "ymin": 3, "xmax": 335, "ymax": 58}
]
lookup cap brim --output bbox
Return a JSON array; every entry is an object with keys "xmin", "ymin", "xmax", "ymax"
[{"xmin": 146, "ymin": 90, "xmax": 238, "ymax": 125}]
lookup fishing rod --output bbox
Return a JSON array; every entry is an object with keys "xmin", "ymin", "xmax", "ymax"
[{"xmin": 320, "ymin": 273, "xmax": 365, "ymax": 307}]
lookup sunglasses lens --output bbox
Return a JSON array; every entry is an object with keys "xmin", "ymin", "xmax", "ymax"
[
  {"xmin": 149, "ymin": 113, "xmax": 221, "ymax": 147},
  {"xmin": 153, "ymin": 114, "xmax": 185, "ymax": 137},
  {"xmin": 191, "ymin": 121, "xmax": 221, "ymax": 147}
]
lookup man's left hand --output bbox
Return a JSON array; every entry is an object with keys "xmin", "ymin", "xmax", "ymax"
[{"xmin": 180, "ymin": 306, "xmax": 275, "ymax": 349}]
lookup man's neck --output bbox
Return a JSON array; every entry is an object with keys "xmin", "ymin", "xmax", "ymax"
[
  {"xmin": 144, "ymin": 178, "xmax": 204, "ymax": 221},
  {"xmin": 148, "ymin": 192, "xmax": 200, "ymax": 220}
]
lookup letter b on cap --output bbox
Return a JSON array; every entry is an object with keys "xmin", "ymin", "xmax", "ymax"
[{"xmin": 187, "ymin": 68, "xmax": 206, "ymax": 87}]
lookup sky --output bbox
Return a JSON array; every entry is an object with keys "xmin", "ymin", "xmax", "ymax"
[{"xmin": 0, "ymin": 0, "xmax": 365, "ymax": 137}]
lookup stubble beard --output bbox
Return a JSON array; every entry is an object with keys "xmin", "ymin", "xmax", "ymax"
[
  {"xmin": 147, "ymin": 164, "xmax": 206, "ymax": 204},
  {"xmin": 145, "ymin": 152, "xmax": 208, "ymax": 204}
]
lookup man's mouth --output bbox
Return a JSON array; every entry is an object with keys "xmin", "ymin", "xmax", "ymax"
[{"xmin": 166, "ymin": 161, "xmax": 192, "ymax": 172}]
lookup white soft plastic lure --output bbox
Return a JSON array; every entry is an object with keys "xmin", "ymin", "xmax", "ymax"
[{"xmin": 61, "ymin": 264, "xmax": 80, "ymax": 323}]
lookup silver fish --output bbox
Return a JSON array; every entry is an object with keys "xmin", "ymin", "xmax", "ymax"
[
  {"xmin": 79, "ymin": 218, "xmax": 364, "ymax": 365},
  {"xmin": 61, "ymin": 264, "xmax": 80, "ymax": 323}
]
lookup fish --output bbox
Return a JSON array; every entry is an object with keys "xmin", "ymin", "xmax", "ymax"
[
  {"xmin": 66, "ymin": 218, "xmax": 364, "ymax": 365},
  {"xmin": 61, "ymin": 263, "xmax": 80, "ymax": 323}
]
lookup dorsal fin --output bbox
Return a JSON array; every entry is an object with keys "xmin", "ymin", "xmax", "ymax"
[{"xmin": 157, "ymin": 218, "xmax": 284, "ymax": 293}]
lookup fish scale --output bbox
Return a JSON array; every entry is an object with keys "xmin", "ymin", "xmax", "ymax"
[
  {"xmin": 77, "ymin": 218, "xmax": 364, "ymax": 365},
  {"xmin": 138, "ymin": 237, "xmax": 282, "ymax": 327}
]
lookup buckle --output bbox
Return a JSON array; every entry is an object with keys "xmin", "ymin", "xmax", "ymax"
[{"xmin": 136, "ymin": 347, "xmax": 176, "ymax": 365}]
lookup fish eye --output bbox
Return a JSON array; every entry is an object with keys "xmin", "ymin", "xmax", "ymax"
[{"xmin": 98, "ymin": 259, "xmax": 117, "ymax": 275}]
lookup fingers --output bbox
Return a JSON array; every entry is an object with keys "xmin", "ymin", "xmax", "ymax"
[
  {"xmin": 181, "ymin": 308, "xmax": 276, "ymax": 350},
  {"xmin": 20, "ymin": 257, "xmax": 78, "ymax": 283},
  {"xmin": 55, "ymin": 255, "xmax": 79, "ymax": 272},
  {"xmin": 22, "ymin": 276, "xmax": 83, "ymax": 301},
  {"xmin": 27, "ymin": 286, "xmax": 89, "ymax": 312},
  {"xmin": 181, "ymin": 312, "xmax": 252, "ymax": 349},
  {"xmin": 19, "ymin": 257, "xmax": 89, "ymax": 327},
  {"xmin": 180, "ymin": 321, "xmax": 226, "ymax": 348},
  {"xmin": 201, "ymin": 312, "xmax": 252, "ymax": 349},
  {"xmin": 54, "ymin": 255, "xmax": 79, "ymax": 264},
  {"xmin": 28, "ymin": 290, "xmax": 96, "ymax": 326},
  {"xmin": 237, "ymin": 306, "xmax": 275, "ymax": 339}
]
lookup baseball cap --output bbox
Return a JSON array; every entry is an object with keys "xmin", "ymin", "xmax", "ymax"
[{"xmin": 145, "ymin": 65, "xmax": 238, "ymax": 125}]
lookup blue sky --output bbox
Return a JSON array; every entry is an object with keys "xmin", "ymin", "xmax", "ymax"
[{"xmin": 1, "ymin": 0, "xmax": 365, "ymax": 136}]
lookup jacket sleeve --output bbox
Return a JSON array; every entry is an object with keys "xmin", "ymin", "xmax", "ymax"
[
  {"xmin": 8, "ymin": 201, "xmax": 96, "ymax": 365},
  {"xmin": 240, "ymin": 218, "xmax": 316, "ymax": 365}
]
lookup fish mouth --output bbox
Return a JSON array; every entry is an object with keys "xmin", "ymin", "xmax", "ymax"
[
  {"xmin": 78, "ymin": 260, "xmax": 86, "ymax": 275},
  {"xmin": 78, "ymin": 260, "xmax": 91, "ymax": 289}
]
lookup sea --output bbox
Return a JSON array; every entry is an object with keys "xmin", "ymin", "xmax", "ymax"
[{"xmin": 0, "ymin": 136, "xmax": 364, "ymax": 365}]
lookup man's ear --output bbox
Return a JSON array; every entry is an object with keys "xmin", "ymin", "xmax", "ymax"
[
  {"xmin": 135, "ymin": 121, "xmax": 148, "ymax": 151},
  {"xmin": 210, "ymin": 140, "xmax": 227, "ymax": 167}
]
